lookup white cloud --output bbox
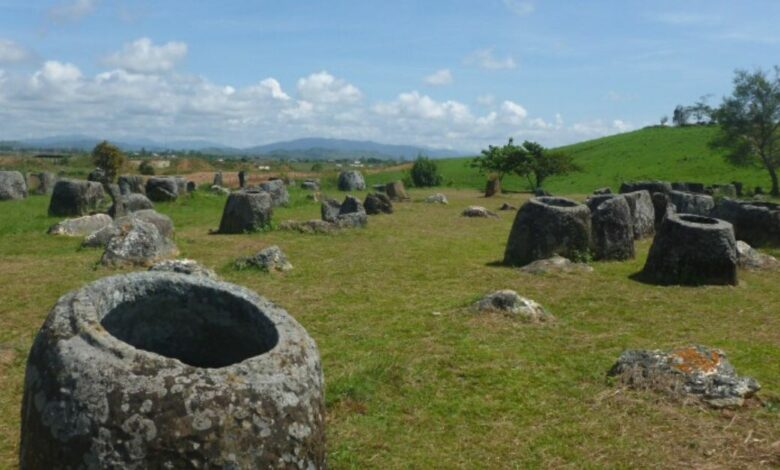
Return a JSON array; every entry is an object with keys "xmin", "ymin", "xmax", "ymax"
[
  {"xmin": 500, "ymin": 100, "xmax": 528, "ymax": 122},
  {"xmin": 0, "ymin": 39, "xmax": 30, "ymax": 63},
  {"xmin": 424, "ymin": 68, "xmax": 453, "ymax": 86},
  {"xmin": 246, "ymin": 78, "xmax": 290, "ymax": 101},
  {"xmin": 32, "ymin": 61, "xmax": 82, "ymax": 85},
  {"xmin": 374, "ymin": 91, "xmax": 472, "ymax": 122},
  {"xmin": 465, "ymin": 48, "xmax": 517, "ymax": 70},
  {"xmin": 104, "ymin": 37, "xmax": 188, "ymax": 74},
  {"xmin": 297, "ymin": 71, "xmax": 361, "ymax": 104},
  {"xmin": 503, "ymin": 0, "xmax": 535, "ymax": 16},
  {"xmin": 47, "ymin": 0, "xmax": 99, "ymax": 23}
]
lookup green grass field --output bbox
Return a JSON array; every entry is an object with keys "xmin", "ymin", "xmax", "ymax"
[{"xmin": 1, "ymin": 184, "xmax": 779, "ymax": 468}]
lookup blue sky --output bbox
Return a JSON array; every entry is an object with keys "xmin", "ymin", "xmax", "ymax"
[{"xmin": 0, "ymin": 0, "xmax": 778, "ymax": 150}]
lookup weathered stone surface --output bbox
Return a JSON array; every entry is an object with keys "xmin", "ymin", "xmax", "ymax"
[
  {"xmin": 118, "ymin": 175, "xmax": 146, "ymax": 195},
  {"xmin": 236, "ymin": 245, "xmax": 293, "ymax": 272},
  {"xmin": 278, "ymin": 219, "xmax": 336, "ymax": 234},
  {"xmin": 385, "ymin": 180, "xmax": 409, "ymax": 201},
  {"xmin": 642, "ymin": 213, "xmax": 738, "ymax": 285},
  {"xmin": 504, "ymin": 197, "xmax": 591, "ymax": 267},
  {"xmin": 114, "ymin": 193, "xmax": 154, "ymax": 216},
  {"xmin": 668, "ymin": 190, "xmax": 715, "ymax": 216},
  {"xmin": 425, "ymin": 193, "xmax": 448, "ymax": 204},
  {"xmin": 33, "ymin": 172, "xmax": 57, "ymax": 195},
  {"xmin": 651, "ymin": 192, "xmax": 675, "ymax": 231},
  {"xmin": 462, "ymin": 206, "xmax": 498, "ymax": 218},
  {"xmin": 485, "ymin": 178, "xmax": 501, "ymax": 197},
  {"xmin": 20, "ymin": 272, "xmax": 325, "ymax": 469},
  {"xmin": 211, "ymin": 185, "xmax": 230, "ymax": 196},
  {"xmin": 186, "ymin": 181, "xmax": 196, "ymax": 192},
  {"xmin": 87, "ymin": 167, "xmax": 108, "ymax": 185},
  {"xmin": 608, "ymin": 345, "xmax": 760, "ymax": 408},
  {"xmin": 711, "ymin": 198, "xmax": 780, "ymax": 247},
  {"xmin": 238, "ymin": 170, "xmax": 247, "ymax": 188},
  {"xmin": 84, "ymin": 210, "xmax": 174, "ymax": 248},
  {"xmin": 335, "ymin": 195, "xmax": 368, "ymax": 228},
  {"xmin": 671, "ymin": 182, "xmax": 705, "ymax": 194},
  {"xmin": 337, "ymin": 170, "xmax": 366, "ymax": 191},
  {"xmin": 472, "ymin": 290, "xmax": 553, "ymax": 322},
  {"xmin": 585, "ymin": 194, "xmax": 617, "ymax": 213},
  {"xmin": 173, "ymin": 176, "xmax": 188, "ymax": 195},
  {"xmin": 149, "ymin": 259, "xmax": 218, "ymax": 279},
  {"xmin": 736, "ymin": 240, "xmax": 780, "ymax": 270},
  {"xmin": 101, "ymin": 218, "xmax": 178, "ymax": 266},
  {"xmin": 364, "ymin": 193, "xmax": 393, "ymax": 214},
  {"xmin": 593, "ymin": 187, "xmax": 612, "ymax": 195},
  {"xmin": 320, "ymin": 198, "xmax": 342, "ymax": 223},
  {"xmin": 619, "ymin": 180, "xmax": 672, "ymax": 195},
  {"xmin": 82, "ymin": 224, "xmax": 122, "ymax": 248},
  {"xmin": 590, "ymin": 195, "xmax": 634, "ymax": 261},
  {"xmin": 48, "ymin": 214, "xmax": 113, "ymax": 237},
  {"xmin": 301, "ymin": 179, "xmax": 320, "ymax": 191},
  {"xmin": 0, "ymin": 171, "xmax": 28, "ymax": 200},
  {"xmin": 145, "ymin": 177, "xmax": 179, "ymax": 202},
  {"xmin": 709, "ymin": 183, "xmax": 737, "ymax": 198},
  {"xmin": 130, "ymin": 209, "xmax": 175, "ymax": 239},
  {"xmin": 218, "ymin": 190, "xmax": 273, "ymax": 233},
  {"xmin": 48, "ymin": 179, "xmax": 105, "ymax": 216},
  {"xmin": 622, "ymin": 190, "xmax": 655, "ymax": 239},
  {"xmin": 259, "ymin": 179, "xmax": 289, "ymax": 207},
  {"xmin": 498, "ymin": 202, "xmax": 517, "ymax": 211},
  {"xmin": 518, "ymin": 255, "xmax": 594, "ymax": 275},
  {"xmin": 213, "ymin": 172, "xmax": 223, "ymax": 187}
]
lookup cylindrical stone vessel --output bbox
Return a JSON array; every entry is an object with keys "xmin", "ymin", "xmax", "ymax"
[
  {"xmin": 642, "ymin": 213, "xmax": 738, "ymax": 285},
  {"xmin": 503, "ymin": 196, "xmax": 592, "ymax": 266},
  {"xmin": 20, "ymin": 272, "xmax": 325, "ymax": 469}
]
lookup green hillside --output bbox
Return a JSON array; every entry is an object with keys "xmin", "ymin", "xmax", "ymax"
[{"xmin": 380, "ymin": 126, "xmax": 773, "ymax": 195}]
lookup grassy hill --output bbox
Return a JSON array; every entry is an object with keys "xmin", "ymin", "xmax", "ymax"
[{"xmin": 374, "ymin": 126, "xmax": 773, "ymax": 195}]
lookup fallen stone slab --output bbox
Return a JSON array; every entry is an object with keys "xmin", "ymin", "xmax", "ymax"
[
  {"xmin": 148, "ymin": 259, "xmax": 218, "ymax": 279},
  {"xmin": 48, "ymin": 213, "xmax": 113, "ymax": 237},
  {"xmin": 425, "ymin": 193, "xmax": 448, "ymax": 204},
  {"xmin": 462, "ymin": 206, "xmax": 498, "ymax": 218},
  {"xmin": 278, "ymin": 219, "xmax": 336, "ymax": 234},
  {"xmin": 518, "ymin": 255, "xmax": 594, "ymax": 275},
  {"xmin": 736, "ymin": 240, "xmax": 780, "ymax": 270}
]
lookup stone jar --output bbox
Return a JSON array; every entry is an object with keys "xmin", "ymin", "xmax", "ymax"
[{"xmin": 20, "ymin": 272, "xmax": 325, "ymax": 469}]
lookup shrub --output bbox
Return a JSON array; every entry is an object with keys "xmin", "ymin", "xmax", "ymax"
[
  {"xmin": 410, "ymin": 156, "xmax": 442, "ymax": 187},
  {"xmin": 139, "ymin": 160, "xmax": 155, "ymax": 175},
  {"xmin": 91, "ymin": 140, "xmax": 125, "ymax": 182}
]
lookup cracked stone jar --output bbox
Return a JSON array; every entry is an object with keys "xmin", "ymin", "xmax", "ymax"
[{"xmin": 20, "ymin": 272, "xmax": 325, "ymax": 469}]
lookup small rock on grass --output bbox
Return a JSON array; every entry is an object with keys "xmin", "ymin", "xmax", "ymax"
[
  {"xmin": 472, "ymin": 290, "xmax": 553, "ymax": 322},
  {"xmin": 235, "ymin": 245, "xmax": 293, "ymax": 272},
  {"xmin": 462, "ymin": 206, "xmax": 498, "ymax": 218},
  {"xmin": 148, "ymin": 259, "xmax": 218, "ymax": 279},
  {"xmin": 518, "ymin": 255, "xmax": 594, "ymax": 275}
]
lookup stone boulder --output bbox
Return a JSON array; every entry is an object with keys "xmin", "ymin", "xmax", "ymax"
[
  {"xmin": 87, "ymin": 167, "xmax": 108, "ymax": 185},
  {"xmin": 671, "ymin": 182, "xmax": 705, "ymax": 194},
  {"xmin": 48, "ymin": 214, "xmax": 113, "ymax": 237},
  {"xmin": 710, "ymin": 183, "xmax": 737, "ymax": 198},
  {"xmin": 642, "ymin": 213, "xmax": 738, "ymax": 285},
  {"xmin": 503, "ymin": 197, "xmax": 591, "ymax": 267},
  {"xmin": 668, "ymin": 190, "xmax": 714, "ymax": 216},
  {"xmin": 498, "ymin": 202, "xmax": 517, "ymax": 211},
  {"xmin": 48, "ymin": 179, "xmax": 105, "ymax": 216},
  {"xmin": 213, "ymin": 171, "xmax": 224, "ymax": 187},
  {"xmin": 386, "ymin": 180, "xmax": 409, "ymax": 201},
  {"xmin": 364, "ymin": 193, "xmax": 393, "ymax": 215},
  {"xmin": 0, "ymin": 171, "xmax": 28, "ymax": 200},
  {"xmin": 622, "ymin": 190, "xmax": 655, "ymax": 239},
  {"xmin": 258, "ymin": 179, "xmax": 289, "ymax": 207},
  {"xmin": 320, "ymin": 197, "xmax": 342, "ymax": 223},
  {"xmin": 619, "ymin": 180, "xmax": 672, "ymax": 195},
  {"xmin": 118, "ymin": 175, "xmax": 146, "ymax": 195},
  {"xmin": 518, "ymin": 255, "xmax": 594, "ymax": 275},
  {"xmin": 584, "ymin": 193, "xmax": 617, "ymax": 212},
  {"xmin": 100, "ymin": 218, "xmax": 178, "ymax": 266},
  {"xmin": 335, "ymin": 195, "xmax": 368, "ymax": 228},
  {"xmin": 145, "ymin": 177, "xmax": 179, "ymax": 202},
  {"xmin": 485, "ymin": 178, "xmax": 501, "ymax": 197},
  {"xmin": 218, "ymin": 190, "xmax": 273, "ymax": 233},
  {"xmin": 711, "ymin": 198, "xmax": 780, "ymax": 247},
  {"xmin": 278, "ymin": 219, "xmax": 336, "ymax": 234},
  {"xmin": 20, "ymin": 272, "xmax": 325, "ymax": 468},
  {"xmin": 187, "ymin": 181, "xmax": 196, "ymax": 192},
  {"xmin": 590, "ymin": 195, "xmax": 634, "ymax": 261},
  {"xmin": 608, "ymin": 345, "xmax": 760, "ymax": 408},
  {"xmin": 593, "ymin": 187, "xmax": 612, "ymax": 195},
  {"xmin": 301, "ymin": 179, "xmax": 320, "ymax": 191},
  {"xmin": 651, "ymin": 192, "xmax": 675, "ymax": 231},
  {"xmin": 736, "ymin": 240, "xmax": 780, "ymax": 270},
  {"xmin": 472, "ymin": 290, "xmax": 553, "ymax": 322},
  {"xmin": 238, "ymin": 170, "xmax": 247, "ymax": 188},
  {"xmin": 111, "ymin": 193, "xmax": 154, "ymax": 217},
  {"xmin": 33, "ymin": 172, "xmax": 57, "ymax": 195},
  {"xmin": 148, "ymin": 259, "xmax": 218, "ymax": 279},
  {"xmin": 235, "ymin": 245, "xmax": 293, "ymax": 272},
  {"xmin": 425, "ymin": 193, "xmax": 448, "ymax": 204},
  {"xmin": 83, "ymin": 210, "xmax": 174, "ymax": 249},
  {"xmin": 131, "ymin": 209, "xmax": 175, "ymax": 238},
  {"xmin": 462, "ymin": 206, "xmax": 498, "ymax": 218},
  {"xmin": 337, "ymin": 170, "xmax": 366, "ymax": 191}
]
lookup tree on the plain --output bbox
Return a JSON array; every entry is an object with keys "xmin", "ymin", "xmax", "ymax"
[
  {"xmin": 409, "ymin": 155, "xmax": 442, "ymax": 187},
  {"xmin": 473, "ymin": 138, "xmax": 579, "ymax": 190},
  {"xmin": 91, "ymin": 141, "xmax": 126, "ymax": 183}
]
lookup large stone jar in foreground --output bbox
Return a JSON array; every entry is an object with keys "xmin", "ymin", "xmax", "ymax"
[
  {"xmin": 20, "ymin": 272, "xmax": 325, "ymax": 469},
  {"xmin": 642, "ymin": 213, "xmax": 738, "ymax": 285},
  {"xmin": 504, "ymin": 196, "xmax": 591, "ymax": 266}
]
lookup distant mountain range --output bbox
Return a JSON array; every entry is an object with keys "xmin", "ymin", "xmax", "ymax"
[{"xmin": 0, "ymin": 135, "xmax": 468, "ymax": 160}]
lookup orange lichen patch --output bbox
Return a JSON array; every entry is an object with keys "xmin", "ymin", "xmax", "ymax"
[{"xmin": 668, "ymin": 347, "xmax": 721, "ymax": 374}]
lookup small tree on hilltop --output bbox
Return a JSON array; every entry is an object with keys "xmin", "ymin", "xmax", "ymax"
[
  {"xmin": 517, "ymin": 140, "xmax": 580, "ymax": 189},
  {"xmin": 711, "ymin": 67, "xmax": 780, "ymax": 196},
  {"xmin": 410, "ymin": 155, "xmax": 442, "ymax": 187},
  {"xmin": 91, "ymin": 140, "xmax": 125, "ymax": 183},
  {"xmin": 471, "ymin": 138, "xmax": 525, "ymax": 182}
]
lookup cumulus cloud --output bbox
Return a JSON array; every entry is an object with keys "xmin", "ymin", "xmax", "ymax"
[
  {"xmin": 32, "ymin": 61, "xmax": 82, "ymax": 86},
  {"xmin": 464, "ymin": 48, "xmax": 517, "ymax": 70},
  {"xmin": 0, "ymin": 39, "xmax": 30, "ymax": 63},
  {"xmin": 47, "ymin": 0, "xmax": 99, "ymax": 23},
  {"xmin": 103, "ymin": 37, "xmax": 188, "ymax": 74},
  {"xmin": 503, "ymin": 0, "xmax": 535, "ymax": 16},
  {"xmin": 424, "ymin": 68, "xmax": 453, "ymax": 86},
  {"xmin": 297, "ymin": 71, "xmax": 361, "ymax": 104},
  {"xmin": 500, "ymin": 100, "xmax": 528, "ymax": 123}
]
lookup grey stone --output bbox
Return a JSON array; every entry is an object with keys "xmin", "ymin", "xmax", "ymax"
[
  {"xmin": 485, "ymin": 178, "xmax": 501, "ymax": 197},
  {"xmin": 622, "ymin": 190, "xmax": 655, "ymax": 239},
  {"xmin": 84, "ymin": 210, "xmax": 173, "ymax": 249},
  {"xmin": 585, "ymin": 193, "xmax": 617, "ymax": 213},
  {"xmin": 33, "ymin": 172, "xmax": 57, "ymax": 195},
  {"xmin": 498, "ymin": 202, "xmax": 517, "ymax": 211},
  {"xmin": 593, "ymin": 187, "xmax": 612, "ymax": 195},
  {"xmin": 364, "ymin": 193, "xmax": 393, "ymax": 215},
  {"xmin": 608, "ymin": 345, "xmax": 760, "ymax": 408},
  {"xmin": 173, "ymin": 176, "xmax": 188, "ymax": 195},
  {"xmin": 238, "ymin": 170, "xmax": 247, "ymax": 188},
  {"xmin": 48, "ymin": 179, "xmax": 105, "ymax": 216},
  {"xmin": 101, "ymin": 218, "xmax": 178, "ymax": 266},
  {"xmin": 590, "ymin": 195, "xmax": 634, "ymax": 261},
  {"xmin": 651, "ymin": 192, "xmax": 675, "ymax": 231},
  {"xmin": 736, "ymin": 240, "xmax": 779, "ymax": 270},
  {"xmin": 259, "ymin": 179, "xmax": 289, "ymax": 207},
  {"xmin": 668, "ymin": 190, "xmax": 714, "ymax": 216},
  {"xmin": 425, "ymin": 193, "xmax": 448, "ymax": 204},
  {"xmin": 82, "ymin": 223, "xmax": 122, "ymax": 248},
  {"xmin": 711, "ymin": 198, "xmax": 780, "ymax": 247},
  {"xmin": 642, "ymin": 213, "xmax": 738, "ymax": 285},
  {"xmin": 472, "ymin": 290, "xmax": 553, "ymax": 322},
  {"xmin": 106, "ymin": 183, "xmax": 127, "ymax": 218},
  {"xmin": 218, "ymin": 190, "xmax": 273, "ymax": 233},
  {"xmin": 118, "ymin": 175, "xmax": 146, "ymax": 195},
  {"xmin": 87, "ymin": 167, "xmax": 108, "ymax": 185},
  {"xmin": 671, "ymin": 182, "xmax": 705, "ymax": 194},
  {"xmin": 278, "ymin": 219, "xmax": 336, "ymax": 234},
  {"xmin": 20, "ymin": 272, "xmax": 325, "ymax": 469},
  {"xmin": 386, "ymin": 180, "xmax": 409, "ymax": 201},
  {"xmin": 213, "ymin": 171, "xmax": 223, "ymax": 187},
  {"xmin": 211, "ymin": 185, "xmax": 230, "ymax": 196},
  {"xmin": 48, "ymin": 214, "xmax": 113, "ymax": 237},
  {"xmin": 337, "ymin": 171, "xmax": 366, "ymax": 191},
  {"xmin": 236, "ymin": 245, "xmax": 293, "ymax": 272},
  {"xmin": 619, "ymin": 180, "xmax": 672, "ymax": 195},
  {"xmin": 130, "ymin": 209, "xmax": 174, "ymax": 239},
  {"xmin": 335, "ymin": 195, "xmax": 367, "ymax": 228},
  {"xmin": 504, "ymin": 197, "xmax": 591, "ymax": 266},
  {"xmin": 148, "ymin": 259, "xmax": 218, "ymax": 279},
  {"xmin": 518, "ymin": 255, "xmax": 594, "ymax": 275},
  {"xmin": 301, "ymin": 180, "xmax": 319, "ymax": 191},
  {"xmin": 186, "ymin": 181, "xmax": 196, "ymax": 192},
  {"xmin": 709, "ymin": 184, "xmax": 737, "ymax": 198},
  {"xmin": 0, "ymin": 170, "xmax": 28, "ymax": 200},
  {"xmin": 320, "ymin": 198, "xmax": 342, "ymax": 223},
  {"xmin": 121, "ymin": 193, "xmax": 154, "ymax": 214},
  {"xmin": 462, "ymin": 206, "xmax": 498, "ymax": 218},
  {"xmin": 145, "ymin": 177, "xmax": 179, "ymax": 202}
]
